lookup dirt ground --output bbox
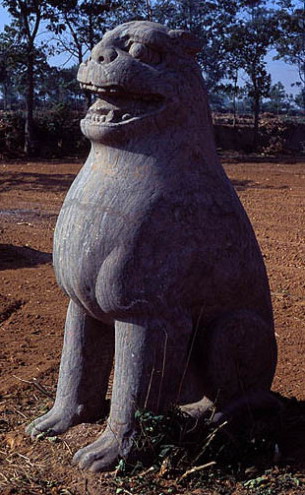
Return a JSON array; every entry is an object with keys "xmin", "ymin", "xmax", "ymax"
[{"xmin": 0, "ymin": 158, "xmax": 305, "ymax": 494}]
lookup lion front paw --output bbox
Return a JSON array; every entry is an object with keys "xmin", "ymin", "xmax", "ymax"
[
  {"xmin": 72, "ymin": 425, "xmax": 134, "ymax": 472},
  {"xmin": 26, "ymin": 408, "xmax": 75, "ymax": 437}
]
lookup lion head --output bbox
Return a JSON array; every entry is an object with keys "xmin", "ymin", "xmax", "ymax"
[{"xmin": 77, "ymin": 21, "xmax": 204, "ymax": 144}]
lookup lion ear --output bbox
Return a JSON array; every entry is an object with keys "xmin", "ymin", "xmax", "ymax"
[{"xmin": 168, "ymin": 29, "xmax": 203, "ymax": 56}]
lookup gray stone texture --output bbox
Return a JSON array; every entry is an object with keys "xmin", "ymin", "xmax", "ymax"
[{"xmin": 26, "ymin": 21, "xmax": 277, "ymax": 472}]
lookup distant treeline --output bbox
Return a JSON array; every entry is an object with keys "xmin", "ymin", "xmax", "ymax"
[
  {"xmin": 0, "ymin": 0, "xmax": 304, "ymax": 154},
  {"xmin": 1, "ymin": 109, "xmax": 304, "ymax": 158}
]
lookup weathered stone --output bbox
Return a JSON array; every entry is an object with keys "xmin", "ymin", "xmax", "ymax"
[{"xmin": 26, "ymin": 20, "xmax": 277, "ymax": 472}]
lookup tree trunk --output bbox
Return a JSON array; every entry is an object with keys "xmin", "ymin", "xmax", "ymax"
[
  {"xmin": 3, "ymin": 83, "xmax": 9, "ymax": 110},
  {"xmin": 232, "ymin": 92, "xmax": 237, "ymax": 128},
  {"xmin": 77, "ymin": 42, "xmax": 91, "ymax": 109},
  {"xmin": 232, "ymin": 70, "xmax": 238, "ymax": 128},
  {"xmin": 253, "ymin": 93, "xmax": 260, "ymax": 152},
  {"xmin": 24, "ymin": 50, "xmax": 36, "ymax": 156},
  {"xmin": 146, "ymin": 0, "xmax": 152, "ymax": 20}
]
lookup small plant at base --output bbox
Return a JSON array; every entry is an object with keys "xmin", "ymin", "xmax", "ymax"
[
  {"xmin": 132, "ymin": 409, "xmax": 179, "ymax": 467},
  {"xmin": 114, "ymin": 398, "xmax": 282, "ymax": 484}
]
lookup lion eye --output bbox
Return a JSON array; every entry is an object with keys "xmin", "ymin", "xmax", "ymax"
[{"xmin": 128, "ymin": 42, "xmax": 161, "ymax": 65}]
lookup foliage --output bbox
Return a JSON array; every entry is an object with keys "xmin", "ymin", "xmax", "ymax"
[
  {"xmin": 128, "ymin": 408, "xmax": 186, "ymax": 470},
  {"xmin": 0, "ymin": 110, "xmax": 25, "ymax": 153},
  {"xmin": 49, "ymin": 0, "xmax": 121, "ymax": 65},
  {"xmin": 0, "ymin": 107, "xmax": 88, "ymax": 157},
  {"xmin": 104, "ymin": 0, "xmax": 154, "ymax": 24},
  {"xmin": 274, "ymin": 0, "xmax": 305, "ymax": 106},
  {"xmin": 210, "ymin": 89, "xmax": 233, "ymax": 112},
  {"xmin": 128, "ymin": 405, "xmax": 277, "ymax": 470},
  {"xmin": 295, "ymin": 87, "xmax": 305, "ymax": 109},
  {"xmin": 34, "ymin": 105, "xmax": 89, "ymax": 156},
  {"xmin": 0, "ymin": 30, "xmax": 25, "ymax": 110},
  {"xmin": 263, "ymin": 82, "xmax": 291, "ymax": 114},
  {"xmin": 107, "ymin": 398, "xmax": 305, "ymax": 493},
  {"xmin": 222, "ymin": 1, "xmax": 277, "ymax": 146},
  {"xmin": 0, "ymin": 26, "xmax": 52, "ymax": 106},
  {"xmin": 0, "ymin": 0, "xmax": 304, "ymax": 157},
  {"xmin": 36, "ymin": 65, "xmax": 83, "ymax": 106},
  {"xmin": 153, "ymin": 0, "xmax": 241, "ymax": 89},
  {"xmin": 0, "ymin": 0, "xmax": 64, "ymax": 154}
]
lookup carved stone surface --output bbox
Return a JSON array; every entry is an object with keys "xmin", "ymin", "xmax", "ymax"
[{"xmin": 26, "ymin": 21, "xmax": 277, "ymax": 472}]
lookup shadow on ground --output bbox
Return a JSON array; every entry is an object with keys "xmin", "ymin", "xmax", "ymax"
[
  {"xmin": 0, "ymin": 244, "xmax": 52, "ymax": 270},
  {"xmin": 278, "ymin": 396, "xmax": 305, "ymax": 469},
  {"xmin": 0, "ymin": 172, "xmax": 76, "ymax": 193},
  {"xmin": 231, "ymin": 179, "xmax": 290, "ymax": 191}
]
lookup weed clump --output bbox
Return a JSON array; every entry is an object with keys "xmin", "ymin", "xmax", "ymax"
[{"xmin": 117, "ymin": 398, "xmax": 282, "ymax": 482}]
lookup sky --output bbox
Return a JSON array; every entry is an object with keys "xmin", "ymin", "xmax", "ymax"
[{"xmin": 0, "ymin": 4, "xmax": 301, "ymax": 96}]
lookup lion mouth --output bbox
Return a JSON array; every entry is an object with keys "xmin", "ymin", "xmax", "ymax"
[{"xmin": 80, "ymin": 83, "xmax": 165, "ymax": 125}]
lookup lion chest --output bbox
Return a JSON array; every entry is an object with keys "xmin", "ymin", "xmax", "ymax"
[{"xmin": 52, "ymin": 159, "xmax": 159, "ymax": 313}]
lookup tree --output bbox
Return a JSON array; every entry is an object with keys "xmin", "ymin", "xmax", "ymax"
[
  {"xmin": 47, "ymin": 1, "xmax": 128, "ymax": 107},
  {"xmin": 263, "ymin": 81, "xmax": 290, "ymax": 114},
  {"xmin": 0, "ymin": 0, "xmax": 66, "ymax": 154},
  {"xmin": 106, "ymin": 0, "xmax": 153, "ymax": 23},
  {"xmin": 275, "ymin": 0, "xmax": 305, "ymax": 111},
  {"xmin": 223, "ymin": 1, "xmax": 276, "ymax": 148},
  {"xmin": 295, "ymin": 87, "xmax": 305, "ymax": 111},
  {"xmin": 218, "ymin": 81, "xmax": 246, "ymax": 124},
  {"xmin": 152, "ymin": 0, "xmax": 241, "ymax": 90},
  {"xmin": 51, "ymin": 0, "xmax": 242, "ymax": 92},
  {"xmin": 0, "ymin": 29, "xmax": 23, "ymax": 110},
  {"xmin": 35, "ymin": 65, "xmax": 83, "ymax": 107},
  {"xmin": 209, "ymin": 88, "xmax": 231, "ymax": 112},
  {"xmin": 48, "ymin": 1, "xmax": 118, "ymax": 66},
  {"xmin": 0, "ymin": 23, "xmax": 53, "ymax": 108}
]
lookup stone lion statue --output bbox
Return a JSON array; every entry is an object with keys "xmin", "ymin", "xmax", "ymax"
[{"xmin": 26, "ymin": 21, "xmax": 277, "ymax": 472}]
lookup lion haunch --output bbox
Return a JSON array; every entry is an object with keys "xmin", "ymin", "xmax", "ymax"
[{"xmin": 26, "ymin": 21, "xmax": 277, "ymax": 472}]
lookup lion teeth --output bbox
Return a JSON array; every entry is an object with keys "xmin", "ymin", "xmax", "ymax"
[
  {"xmin": 105, "ymin": 110, "xmax": 115, "ymax": 122},
  {"xmin": 87, "ymin": 110, "xmax": 134, "ymax": 123},
  {"xmin": 84, "ymin": 87, "xmax": 165, "ymax": 125}
]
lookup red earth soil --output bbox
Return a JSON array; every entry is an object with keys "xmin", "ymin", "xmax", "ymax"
[{"xmin": 0, "ymin": 159, "xmax": 305, "ymax": 494}]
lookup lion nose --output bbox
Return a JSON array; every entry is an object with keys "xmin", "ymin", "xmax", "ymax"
[{"xmin": 92, "ymin": 47, "xmax": 118, "ymax": 64}]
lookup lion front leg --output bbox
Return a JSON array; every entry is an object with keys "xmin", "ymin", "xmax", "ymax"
[
  {"xmin": 72, "ymin": 311, "xmax": 192, "ymax": 472},
  {"xmin": 26, "ymin": 300, "xmax": 114, "ymax": 437}
]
